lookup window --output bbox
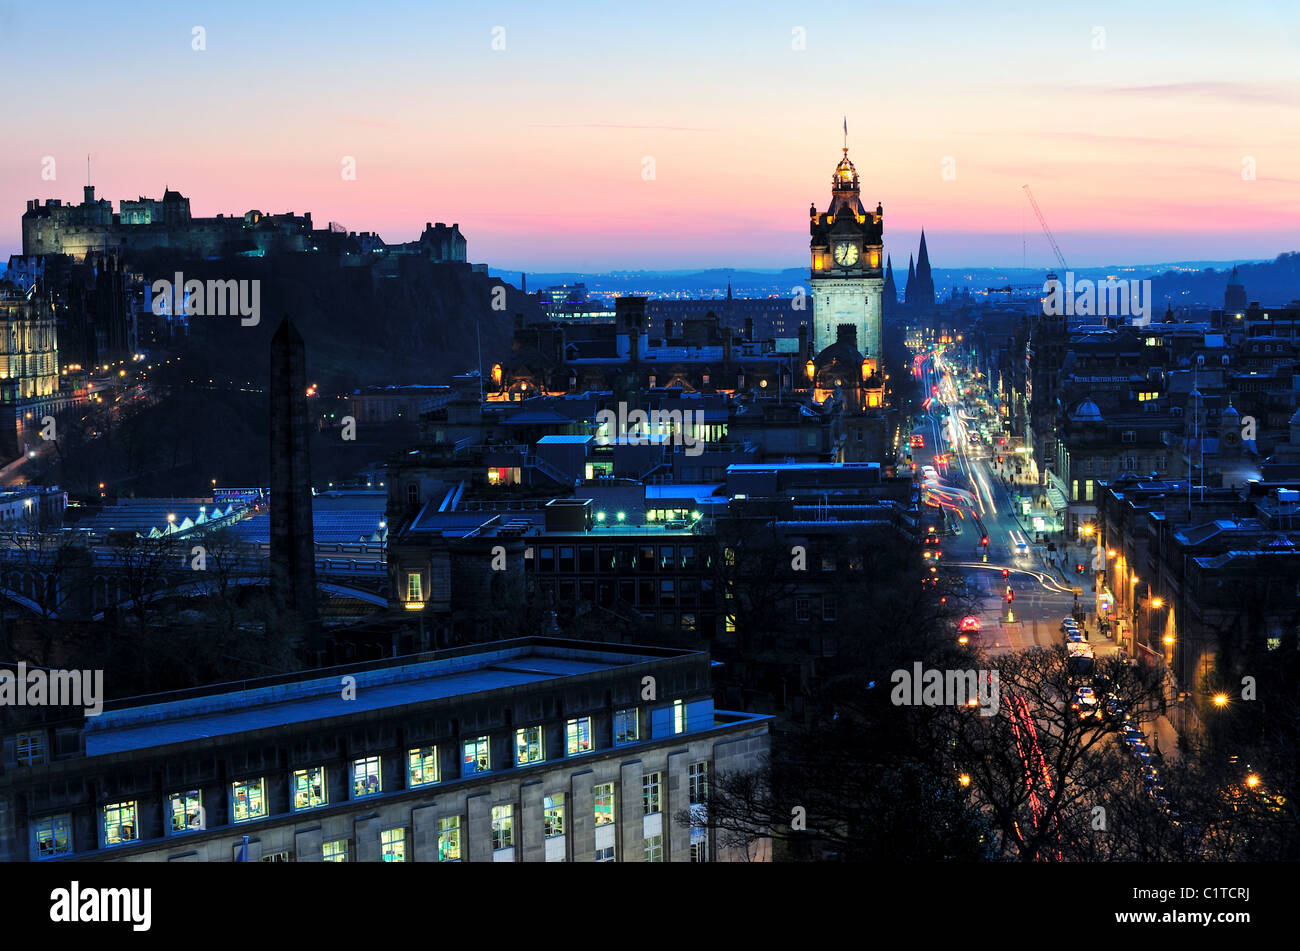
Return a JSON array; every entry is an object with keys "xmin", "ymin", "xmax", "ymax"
[
  {"xmin": 323, "ymin": 839, "xmax": 348, "ymax": 862},
  {"xmin": 673, "ymin": 699, "xmax": 686, "ymax": 734},
  {"xmin": 232, "ymin": 779, "xmax": 266, "ymax": 823},
  {"xmin": 437, "ymin": 817, "xmax": 461, "ymax": 862},
  {"xmin": 614, "ymin": 708, "xmax": 639, "ymax": 744},
  {"xmin": 492, "ymin": 805, "xmax": 514, "ymax": 851},
  {"xmin": 689, "ymin": 762, "xmax": 709, "ymax": 804},
  {"xmin": 168, "ymin": 790, "xmax": 203, "ymax": 832},
  {"xmin": 690, "ymin": 829, "xmax": 709, "ymax": 863},
  {"xmin": 406, "ymin": 484, "xmax": 419, "ymax": 506},
  {"xmin": 464, "ymin": 736, "xmax": 490, "ymax": 774},
  {"xmin": 406, "ymin": 572, "xmax": 422, "ymax": 604},
  {"xmin": 795, "ymin": 598, "xmax": 810, "ymax": 621},
  {"xmin": 822, "ymin": 598, "xmax": 836, "ymax": 621},
  {"xmin": 644, "ymin": 834, "xmax": 664, "ymax": 863},
  {"xmin": 261, "ymin": 850, "xmax": 292, "ymax": 862},
  {"xmin": 565, "ymin": 717, "xmax": 592, "ymax": 756},
  {"xmin": 515, "ymin": 726, "xmax": 544, "ymax": 765},
  {"xmin": 293, "ymin": 767, "xmax": 327, "ymax": 810},
  {"xmin": 595, "ymin": 846, "xmax": 615, "ymax": 862},
  {"xmin": 642, "ymin": 772, "xmax": 662, "ymax": 815},
  {"xmin": 408, "ymin": 746, "xmax": 439, "ymax": 786},
  {"xmin": 381, "ymin": 828, "xmax": 406, "ymax": 862},
  {"xmin": 36, "ymin": 815, "xmax": 71, "ymax": 858},
  {"xmin": 594, "ymin": 783, "xmax": 615, "ymax": 826},
  {"xmin": 16, "ymin": 731, "xmax": 45, "ymax": 765},
  {"xmin": 104, "ymin": 801, "xmax": 138, "ymax": 846},
  {"xmin": 544, "ymin": 795, "xmax": 565, "ymax": 838},
  {"xmin": 1121, "ymin": 431, "xmax": 1136, "ymax": 443},
  {"xmin": 352, "ymin": 756, "xmax": 381, "ymax": 797}
]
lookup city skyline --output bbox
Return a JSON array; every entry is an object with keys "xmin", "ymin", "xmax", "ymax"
[{"xmin": 2, "ymin": 0, "xmax": 1297, "ymax": 270}]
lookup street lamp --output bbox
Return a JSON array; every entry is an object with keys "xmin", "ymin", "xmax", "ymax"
[{"xmin": 1212, "ymin": 692, "xmax": 1229, "ymax": 708}]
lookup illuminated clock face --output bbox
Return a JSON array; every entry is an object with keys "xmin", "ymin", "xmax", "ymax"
[{"xmin": 834, "ymin": 242, "xmax": 859, "ymax": 266}]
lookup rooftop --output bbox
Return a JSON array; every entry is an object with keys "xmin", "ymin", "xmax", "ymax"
[{"xmin": 86, "ymin": 638, "xmax": 695, "ymax": 757}]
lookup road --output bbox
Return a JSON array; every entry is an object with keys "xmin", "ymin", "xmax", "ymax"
[{"xmin": 910, "ymin": 350, "xmax": 1093, "ymax": 656}]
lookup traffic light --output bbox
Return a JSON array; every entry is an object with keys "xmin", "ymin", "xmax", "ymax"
[
  {"xmin": 1006, "ymin": 588, "xmax": 1014, "ymax": 603},
  {"xmin": 1076, "ymin": 563, "xmax": 1085, "ymax": 574},
  {"xmin": 997, "ymin": 456, "xmax": 1003, "ymax": 465},
  {"xmin": 1002, "ymin": 568, "xmax": 1009, "ymax": 580},
  {"xmin": 981, "ymin": 536, "xmax": 989, "ymax": 546}
]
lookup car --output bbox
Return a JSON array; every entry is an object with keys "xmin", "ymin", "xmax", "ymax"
[
  {"xmin": 1060, "ymin": 618, "xmax": 1081, "ymax": 632},
  {"xmin": 1135, "ymin": 749, "xmax": 1154, "ymax": 764},
  {"xmin": 1066, "ymin": 631, "xmax": 1085, "ymax": 643},
  {"xmin": 1125, "ymin": 737, "xmax": 1148, "ymax": 753},
  {"xmin": 1071, "ymin": 686, "xmax": 1099, "ymax": 717},
  {"xmin": 959, "ymin": 616, "xmax": 981, "ymax": 632}
]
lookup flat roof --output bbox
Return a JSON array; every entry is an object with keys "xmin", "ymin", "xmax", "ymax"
[{"xmin": 86, "ymin": 641, "xmax": 686, "ymax": 757}]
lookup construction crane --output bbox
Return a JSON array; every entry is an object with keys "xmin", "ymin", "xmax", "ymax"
[{"xmin": 1022, "ymin": 185, "xmax": 1067, "ymax": 272}]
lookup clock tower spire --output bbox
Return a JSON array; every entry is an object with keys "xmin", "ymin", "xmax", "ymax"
[{"xmin": 808, "ymin": 132, "xmax": 884, "ymax": 367}]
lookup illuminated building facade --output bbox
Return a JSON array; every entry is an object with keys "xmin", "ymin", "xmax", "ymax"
[
  {"xmin": 809, "ymin": 145, "xmax": 884, "ymax": 363},
  {"xmin": 1, "ymin": 639, "xmax": 771, "ymax": 863}
]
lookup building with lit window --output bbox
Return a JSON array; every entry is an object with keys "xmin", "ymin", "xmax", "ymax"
[{"xmin": 0, "ymin": 638, "xmax": 770, "ymax": 862}]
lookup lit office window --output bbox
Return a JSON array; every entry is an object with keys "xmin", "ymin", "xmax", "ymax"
[
  {"xmin": 104, "ymin": 801, "xmax": 138, "ymax": 845},
  {"xmin": 232, "ymin": 779, "xmax": 266, "ymax": 823},
  {"xmin": 168, "ymin": 790, "xmax": 203, "ymax": 832},
  {"xmin": 594, "ymin": 783, "xmax": 615, "ymax": 826},
  {"xmin": 614, "ymin": 708, "xmax": 639, "ymax": 744},
  {"xmin": 463, "ymin": 736, "xmax": 490, "ymax": 774},
  {"xmin": 381, "ymin": 828, "xmax": 406, "ymax": 862},
  {"xmin": 406, "ymin": 572, "xmax": 422, "ymax": 604},
  {"xmin": 323, "ymin": 839, "xmax": 348, "ymax": 862},
  {"xmin": 544, "ymin": 794, "xmax": 565, "ymax": 838},
  {"xmin": 293, "ymin": 767, "xmax": 327, "ymax": 810},
  {"xmin": 437, "ymin": 817, "xmax": 461, "ymax": 862},
  {"xmin": 16, "ymin": 731, "xmax": 45, "ymax": 765},
  {"xmin": 492, "ymin": 805, "xmax": 514, "ymax": 851},
  {"xmin": 673, "ymin": 699, "xmax": 686, "ymax": 734},
  {"xmin": 689, "ymin": 762, "xmax": 709, "ymax": 804},
  {"xmin": 352, "ymin": 756, "xmax": 381, "ymax": 797},
  {"xmin": 642, "ymin": 772, "xmax": 662, "ymax": 815},
  {"xmin": 515, "ymin": 726, "xmax": 544, "ymax": 765},
  {"xmin": 565, "ymin": 717, "xmax": 592, "ymax": 756},
  {"xmin": 644, "ymin": 834, "xmax": 664, "ymax": 863},
  {"xmin": 408, "ymin": 746, "xmax": 439, "ymax": 786},
  {"xmin": 36, "ymin": 815, "xmax": 71, "ymax": 857}
]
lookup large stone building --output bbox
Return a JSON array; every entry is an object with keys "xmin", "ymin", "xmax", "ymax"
[
  {"xmin": 809, "ymin": 146, "xmax": 884, "ymax": 362},
  {"xmin": 1, "ymin": 638, "xmax": 771, "ymax": 862},
  {"xmin": 0, "ymin": 279, "xmax": 64, "ymax": 460}
]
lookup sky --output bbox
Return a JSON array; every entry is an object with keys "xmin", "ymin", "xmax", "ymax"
[{"xmin": 1, "ymin": 0, "xmax": 1297, "ymax": 271}]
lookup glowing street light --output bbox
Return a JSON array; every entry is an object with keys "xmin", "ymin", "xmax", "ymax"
[
  {"xmin": 1212, "ymin": 693, "xmax": 1229, "ymax": 708},
  {"xmin": 1151, "ymin": 597, "xmax": 1164, "ymax": 609},
  {"xmin": 1246, "ymin": 774, "xmax": 1261, "ymax": 790}
]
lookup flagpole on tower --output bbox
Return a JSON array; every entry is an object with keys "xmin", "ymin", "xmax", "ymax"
[{"xmin": 843, "ymin": 117, "xmax": 847, "ymax": 152}]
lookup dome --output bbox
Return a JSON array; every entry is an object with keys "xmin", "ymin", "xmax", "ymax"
[
  {"xmin": 833, "ymin": 149, "xmax": 859, "ymax": 189},
  {"xmin": 1071, "ymin": 399, "xmax": 1104, "ymax": 423},
  {"xmin": 1221, "ymin": 401, "xmax": 1240, "ymax": 420}
]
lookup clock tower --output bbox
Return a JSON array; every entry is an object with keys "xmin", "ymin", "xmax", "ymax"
[{"xmin": 809, "ymin": 145, "xmax": 884, "ymax": 364}]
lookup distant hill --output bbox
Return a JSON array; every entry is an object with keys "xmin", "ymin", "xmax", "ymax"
[{"xmin": 500, "ymin": 252, "xmax": 1300, "ymax": 308}]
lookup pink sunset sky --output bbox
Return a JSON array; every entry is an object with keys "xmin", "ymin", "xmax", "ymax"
[{"xmin": 1, "ymin": 0, "xmax": 1297, "ymax": 270}]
